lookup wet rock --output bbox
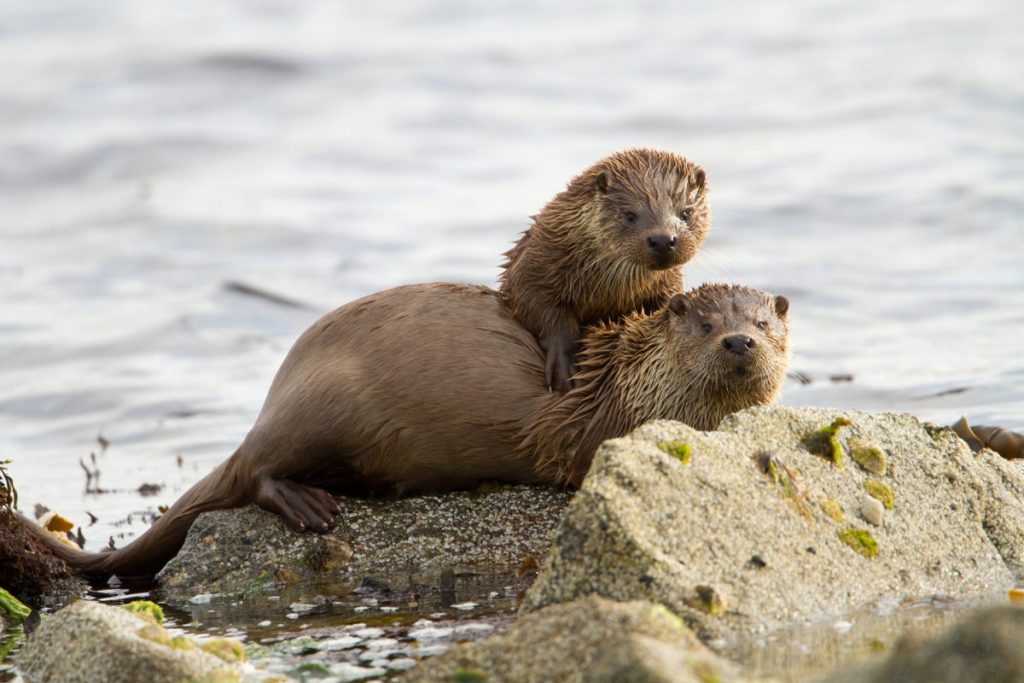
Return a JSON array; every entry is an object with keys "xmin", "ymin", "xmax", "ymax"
[
  {"xmin": 398, "ymin": 595, "xmax": 754, "ymax": 682},
  {"xmin": 15, "ymin": 600, "xmax": 244, "ymax": 683},
  {"xmin": 158, "ymin": 486, "xmax": 570, "ymax": 601},
  {"xmin": 522, "ymin": 407, "xmax": 1024, "ymax": 642},
  {"xmin": 0, "ymin": 513, "xmax": 85, "ymax": 604},
  {"xmin": 815, "ymin": 604, "xmax": 1024, "ymax": 683}
]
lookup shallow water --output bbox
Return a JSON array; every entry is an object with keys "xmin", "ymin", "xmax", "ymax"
[{"xmin": 1, "ymin": 0, "xmax": 1022, "ymax": 677}]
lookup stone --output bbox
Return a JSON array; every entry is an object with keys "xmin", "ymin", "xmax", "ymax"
[
  {"xmin": 157, "ymin": 485, "xmax": 571, "ymax": 601},
  {"xmin": 814, "ymin": 604, "xmax": 1024, "ymax": 683},
  {"xmin": 860, "ymin": 496, "xmax": 884, "ymax": 526},
  {"xmin": 522, "ymin": 407, "xmax": 1024, "ymax": 642},
  {"xmin": 15, "ymin": 600, "xmax": 243, "ymax": 683},
  {"xmin": 398, "ymin": 595, "xmax": 755, "ymax": 682}
]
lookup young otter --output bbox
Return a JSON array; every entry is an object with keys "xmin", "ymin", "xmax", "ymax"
[
  {"xmin": 27, "ymin": 282, "xmax": 787, "ymax": 580},
  {"xmin": 500, "ymin": 148, "xmax": 710, "ymax": 392}
]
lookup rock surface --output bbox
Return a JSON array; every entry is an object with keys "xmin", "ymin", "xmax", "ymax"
[
  {"xmin": 398, "ymin": 594, "xmax": 755, "ymax": 683},
  {"xmin": 522, "ymin": 407, "xmax": 1024, "ymax": 643},
  {"xmin": 158, "ymin": 485, "xmax": 571, "ymax": 601},
  {"xmin": 815, "ymin": 604, "xmax": 1024, "ymax": 683},
  {"xmin": 16, "ymin": 600, "xmax": 243, "ymax": 683}
]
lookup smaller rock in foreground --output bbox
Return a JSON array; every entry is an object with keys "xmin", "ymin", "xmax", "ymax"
[
  {"xmin": 815, "ymin": 604, "xmax": 1024, "ymax": 683},
  {"xmin": 397, "ymin": 594, "xmax": 755, "ymax": 683},
  {"xmin": 16, "ymin": 601, "xmax": 243, "ymax": 683}
]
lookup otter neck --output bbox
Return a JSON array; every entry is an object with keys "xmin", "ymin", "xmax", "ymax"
[{"xmin": 593, "ymin": 310, "xmax": 687, "ymax": 427}]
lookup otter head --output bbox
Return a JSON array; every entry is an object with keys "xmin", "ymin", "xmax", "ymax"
[
  {"xmin": 668, "ymin": 284, "xmax": 790, "ymax": 407},
  {"xmin": 588, "ymin": 149, "xmax": 710, "ymax": 271}
]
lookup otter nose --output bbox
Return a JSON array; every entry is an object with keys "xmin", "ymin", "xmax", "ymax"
[
  {"xmin": 646, "ymin": 234, "xmax": 677, "ymax": 255},
  {"xmin": 722, "ymin": 335, "xmax": 755, "ymax": 355}
]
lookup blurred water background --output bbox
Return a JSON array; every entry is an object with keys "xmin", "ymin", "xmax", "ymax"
[{"xmin": 1, "ymin": 0, "xmax": 1022, "ymax": 550}]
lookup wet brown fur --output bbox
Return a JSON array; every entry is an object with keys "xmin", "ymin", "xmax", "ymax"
[
  {"xmin": 522, "ymin": 283, "xmax": 791, "ymax": 485},
  {"xmin": 500, "ymin": 148, "xmax": 710, "ymax": 389},
  {"xmin": 25, "ymin": 282, "xmax": 786, "ymax": 581}
]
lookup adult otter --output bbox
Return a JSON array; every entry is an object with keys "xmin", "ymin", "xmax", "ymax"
[
  {"xmin": 29, "ymin": 282, "xmax": 788, "ymax": 580},
  {"xmin": 500, "ymin": 148, "xmax": 710, "ymax": 392}
]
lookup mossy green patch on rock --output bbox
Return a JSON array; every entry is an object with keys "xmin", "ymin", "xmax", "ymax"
[
  {"xmin": 649, "ymin": 603, "xmax": 686, "ymax": 631},
  {"xmin": 849, "ymin": 439, "xmax": 888, "ymax": 476},
  {"xmin": 838, "ymin": 529, "xmax": 878, "ymax": 558},
  {"xmin": 122, "ymin": 600, "xmax": 164, "ymax": 624},
  {"xmin": 820, "ymin": 498, "xmax": 844, "ymax": 523},
  {"xmin": 864, "ymin": 479, "xmax": 894, "ymax": 510},
  {"xmin": 658, "ymin": 440, "xmax": 692, "ymax": 465},
  {"xmin": 453, "ymin": 668, "xmax": 489, "ymax": 682},
  {"xmin": 0, "ymin": 587, "xmax": 30, "ymax": 624},
  {"xmin": 803, "ymin": 417, "xmax": 851, "ymax": 466},
  {"xmin": 200, "ymin": 637, "xmax": 246, "ymax": 664},
  {"xmin": 685, "ymin": 585, "xmax": 725, "ymax": 616}
]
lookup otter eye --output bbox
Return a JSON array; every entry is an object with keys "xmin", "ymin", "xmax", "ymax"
[
  {"xmin": 623, "ymin": 210, "xmax": 638, "ymax": 224},
  {"xmin": 701, "ymin": 323, "xmax": 713, "ymax": 334},
  {"xmin": 756, "ymin": 321, "xmax": 768, "ymax": 331},
  {"xmin": 679, "ymin": 209, "xmax": 691, "ymax": 222}
]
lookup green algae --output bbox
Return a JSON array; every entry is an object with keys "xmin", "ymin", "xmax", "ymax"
[
  {"xmin": 122, "ymin": 599, "xmax": 164, "ymax": 623},
  {"xmin": 849, "ymin": 439, "xmax": 888, "ymax": 475},
  {"xmin": 693, "ymin": 661, "xmax": 722, "ymax": 683},
  {"xmin": 201, "ymin": 637, "xmax": 246, "ymax": 664},
  {"xmin": 803, "ymin": 418, "xmax": 851, "ymax": 466},
  {"xmin": 454, "ymin": 668, "xmax": 489, "ymax": 682},
  {"xmin": 686, "ymin": 585, "xmax": 724, "ymax": 617},
  {"xmin": 0, "ymin": 588, "xmax": 30, "ymax": 625},
  {"xmin": 170, "ymin": 635, "xmax": 196, "ymax": 651},
  {"xmin": 820, "ymin": 498, "xmax": 844, "ymax": 523},
  {"xmin": 838, "ymin": 529, "xmax": 878, "ymax": 558},
  {"xmin": 864, "ymin": 479, "xmax": 894, "ymax": 509},
  {"xmin": 649, "ymin": 603, "xmax": 685, "ymax": 631},
  {"xmin": 658, "ymin": 441, "xmax": 692, "ymax": 465}
]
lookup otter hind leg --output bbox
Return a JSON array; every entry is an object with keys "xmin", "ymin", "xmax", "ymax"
[{"xmin": 254, "ymin": 476, "xmax": 341, "ymax": 533}]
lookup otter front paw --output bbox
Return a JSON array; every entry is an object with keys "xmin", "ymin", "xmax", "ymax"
[
  {"xmin": 254, "ymin": 477, "xmax": 341, "ymax": 533},
  {"xmin": 544, "ymin": 338, "xmax": 578, "ymax": 393}
]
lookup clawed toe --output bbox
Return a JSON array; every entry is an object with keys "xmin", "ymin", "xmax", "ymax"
[{"xmin": 255, "ymin": 477, "xmax": 340, "ymax": 533}]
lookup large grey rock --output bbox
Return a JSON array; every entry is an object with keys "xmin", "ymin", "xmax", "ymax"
[
  {"xmin": 815, "ymin": 604, "xmax": 1024, "ymax": 683},
  {"xmin": 523, "ymin": 407, "xmax": 1024, "ymax": 642},
  {"xmin": 398, "ymin": 594, "xmax": 758, "ymax": 683},
  {"xmin": 16, "ymin": 600, "xmax": 244, "ymax": 683},
  {"xmin": 158, "ymin": 485, "xmax": 571, "ymax": 601}
]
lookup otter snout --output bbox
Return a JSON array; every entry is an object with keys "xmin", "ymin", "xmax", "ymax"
[
  {"xmin": 722, "ymin": 335, "xmax": 755, "ymax": 355},
  {"xmin": 646, "ymin": 234, "xmax": 678, "ymax": 256}
]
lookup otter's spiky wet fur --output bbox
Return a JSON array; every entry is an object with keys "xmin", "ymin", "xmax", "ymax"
[
  {"xmin": 500, "ymin": 148, "xmax": 710, "ymax": 392},
  {"xmin": 524, "ymin": 283, "xmax": 790, "ymax": 486}
]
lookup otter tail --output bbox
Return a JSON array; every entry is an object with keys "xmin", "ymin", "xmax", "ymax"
[{"xmin": 21, "ymin": 450, "xmax": 249, "ymax": 581}]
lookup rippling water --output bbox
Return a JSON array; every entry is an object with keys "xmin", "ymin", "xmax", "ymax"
[{"xmin": 1, "ymin": 0, "xmax": 1022, "ymax": 554}]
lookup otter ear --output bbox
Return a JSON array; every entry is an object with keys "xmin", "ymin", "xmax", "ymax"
[
  {"xmin": 595, "ymin": 171, "xmax": 610, "ymax": 194},
  {"xmin": 668, "ymin": 293, "xmax": 688, "ymax": 318},
  {"xmin": 774, "ymin": 295, "xmax": 790, "ymax": 319},
  {"xmin": 689, "ymin": 167, "xmax": 706, "ymax": 195}
]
